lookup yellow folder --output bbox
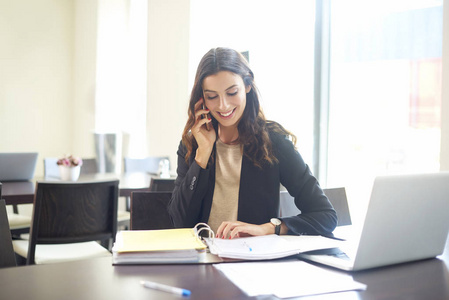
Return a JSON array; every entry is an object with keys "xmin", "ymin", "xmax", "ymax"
[{"xmin": 114, "ymin": 228, "xmax": 207, "ymax": 253}]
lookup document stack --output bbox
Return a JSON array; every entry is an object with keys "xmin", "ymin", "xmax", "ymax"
[{"xmin": 112, "ymin": 228, "xmax": 208, "ymax": 264}]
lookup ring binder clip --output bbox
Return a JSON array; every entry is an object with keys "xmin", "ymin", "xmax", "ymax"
[
  {"xmin": 194, "ymin": 223, "xmax": 215, "ymax": 245},
  {"xmin": 194, "ymin": 223, "xmax": 210, "ymax": 232}
]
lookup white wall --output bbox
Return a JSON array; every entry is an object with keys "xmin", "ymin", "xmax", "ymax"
[
  {"xmin": 146, "ymin": 0, "xmax": 190, "ymax": 169},
  {"xmin": 72, "ymin": 0, "xmax": 98, "ymax": 158},
  {"xmin": 1, "ymin": 0, "xmax": 448, "ymax": 175},
  {"xmin": 441, "ymin": 0, "xmax": 449, "ymax": 171},
  {"xmin": 0, "ymin": 0, "xmax": 75, "ymax": 176}
]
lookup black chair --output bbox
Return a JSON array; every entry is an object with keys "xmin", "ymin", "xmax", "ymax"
[
  {"xmin": 12, "ymin": 180, "xmax": 119, "ymax": 265},
  {"xmin": 279, "ymin": 187, "xmax": 352, "ymax": 226},
  {"xmin": 0, "ymin": 199, "xmax": 16, "ymax": 268},
  {"xmin": 130, "ymin": 191, "xmax": 174, "ymax": 230},
  {"xmin": 45, "ymin": 157, "xmax": 128, "ymax": 229},
  {"xmin": 3, "ymin": 178, "xmax": 32, "ymax": 237},
  {"xmin": 322, "ymin": 187, "xmax": 351, "ymax": 226},
  {"xmin": 149, "ymin": 177, "xmax": 175, "ymax": 192}
]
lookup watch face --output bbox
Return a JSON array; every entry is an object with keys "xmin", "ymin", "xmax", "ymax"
[{"xmin": 271, "ymin": 218, "xmax": 281, "ymax": 226}]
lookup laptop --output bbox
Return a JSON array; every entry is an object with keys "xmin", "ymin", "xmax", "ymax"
[
  {"xmin": 0, "ymin": 152, "xmax": 38, "ymax": 181},
  {"xmin": 298, "ymin": 172, "xmax": 449, "ymax": 271}
]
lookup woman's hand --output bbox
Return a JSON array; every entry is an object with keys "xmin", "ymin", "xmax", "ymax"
[
  {"xmin": 192, "ymin": 99, "xmax": 216, "ymax": 168},
  {"xmin": 216, "ymin": 221, "xmax": 275, "ymax": 239}
]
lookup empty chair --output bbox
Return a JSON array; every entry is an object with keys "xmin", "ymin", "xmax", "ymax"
[
  {"xmin": 1, "ymin": 180, "xmax": 32, "ymax": 237},
  {"xmin": 1, "ymin": 198, "xmax": 17, "ymax": 268},
  {"xmin": 279, "ymin": 187, "xmax": 351, "ymax": 227},
  {"xmin": 130, "ymin": 191, "xmax": 173, "ymax": 230},
  {"xmin": 43, "ymin": 157, "xmax": 60, "ymax": 179},
  {"xmin": 7, "ymin": 212, "xmax": 32, "ymax": 238},
  {"xmin": 79, "ymin": 158, "xmax": 98, "ymax": 175},
  {"xmin": 45, "ymin": 157, "xmax": 128, "ymax": 229},
  {"xmin": 12, "ymin": 180, "xmax": 119, "ymax": 265},
  {"xmin": 149, "ymin": 177, "xmax": 175, "ymax": 192},
  {"xmin": 124, "ymin": 156, "xmax": 170, "ymax": 174},
  {"xmin": 322, "ymin": 187, "xmax": 351, "ymax": 226}
]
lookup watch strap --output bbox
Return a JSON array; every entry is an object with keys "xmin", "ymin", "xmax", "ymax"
[{"xmin": 274, "ymin": 223, "xmax": 281, "ymax": 235}]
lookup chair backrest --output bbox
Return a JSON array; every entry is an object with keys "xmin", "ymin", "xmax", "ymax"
[
  {"xmin": 279, "ymin": 187, "xmax": 351, "ymax": 227},
  {"xmin": 80, "ymin": 158, "xmax": 98, "ymax": 175},
  {"xmin": 149, "ymin": 177, "xmax": 175, "ymax": 192},
  {"xmin": 0, "ymin": 199, "xmax": 17, "ymax": 268},
  {"xmin": 323, "ymin": 187, "xmax": 352, "ymax": 226},
  {"xmin": 124, "ymin": 156, "xmax": 170, "ymax": 174},
  {"xmin": 130, "ymin": 191, "xmax": 174, "ymax": 230},
  {"xmin": 43, "ymin": 157, "xmax": 59, "ymax": 179},
  {"xmin": 27, "ymin": 180, "xmax": 119, "ymax": 264}
]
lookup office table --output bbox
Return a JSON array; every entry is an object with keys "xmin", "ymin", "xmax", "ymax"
[
  {"xmin": 1, "ymin": 172, "xmax": 173, "ymax": 206},
  {"xmin": 1, "ymin": 237, "xmax": 449, "ymax": 300}
]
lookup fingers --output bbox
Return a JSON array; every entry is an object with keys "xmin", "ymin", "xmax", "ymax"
[
  {"xmin": 216, "ymin": 221, "xmax": 253, "ymax": 239},
  {"xmin": 193, "ymin": 98, "xmax": 211, "ymax": 131},
  {"xmin": 194, "ymin": 98, "xmax": 209, "ymax": 117}
]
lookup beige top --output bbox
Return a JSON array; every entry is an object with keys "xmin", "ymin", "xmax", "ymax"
[{"xmin": 207, "ymin": 139, "xmax": 243, "ymax": 233}]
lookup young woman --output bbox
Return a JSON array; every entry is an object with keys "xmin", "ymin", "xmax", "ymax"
[{"xmin": 168, "ymin": 47, "xmax": 337, "ymax": 239}]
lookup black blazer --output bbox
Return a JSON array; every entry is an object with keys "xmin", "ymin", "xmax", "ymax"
[{"xmin": 168, "ymin": 130, "xmax": 337, "ymax": 236}]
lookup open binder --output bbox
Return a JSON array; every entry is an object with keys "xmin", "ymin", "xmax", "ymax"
[
  {"xmin": 112, "ymin": 223, "xmax": 214, "ymax": 265},
  {"xmin": 112, "ymin": 223, "xmax": 343, "ymax": 265}
]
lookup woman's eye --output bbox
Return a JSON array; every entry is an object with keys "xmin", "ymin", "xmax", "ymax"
[
  {"xmin": 227, "ymin": 91, "xmax": 238, "ymax": 96},
  {"xmin": 207, "ymin": 95, "xmax": 217, "ymax": 100}
]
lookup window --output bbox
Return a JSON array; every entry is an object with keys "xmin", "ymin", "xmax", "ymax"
[
  {"xmin": 190, "ymin": 0, "xmax": 317, "ymax": 162},
  {"xmin": 326, "ymin": 0, "xmax": 443, "ymax": 222}
]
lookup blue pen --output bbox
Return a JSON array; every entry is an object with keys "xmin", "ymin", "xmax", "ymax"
[
  {"xmin": 243, "ymin": 241, "xmax": 252, "ymax": 252},
  {"xmin": 141, "ymin": 280, "xmax": 191, "ymax": 297}
]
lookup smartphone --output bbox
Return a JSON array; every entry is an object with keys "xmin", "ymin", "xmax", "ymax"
[{"xmin": 202, "ymin": 103, "xmax": 210, "ymax": 131}]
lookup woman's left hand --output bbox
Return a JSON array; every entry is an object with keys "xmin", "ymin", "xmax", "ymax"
[{"xmin": 216, "ymin": 221, "xmax": 274, "ymax": 239}]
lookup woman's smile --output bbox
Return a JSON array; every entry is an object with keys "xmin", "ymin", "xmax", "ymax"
[{"xmin": 217, "ymin": 108, "xmax": 236, "ymax": 118}]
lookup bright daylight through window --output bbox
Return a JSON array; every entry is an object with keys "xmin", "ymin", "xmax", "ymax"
[{"xmin": 326, "ymin": 0, "xmax": 443, "ymax": 222}]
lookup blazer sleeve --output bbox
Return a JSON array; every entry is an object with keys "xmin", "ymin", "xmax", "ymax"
[
  {"xmin": 167, "ymin": 141, "xmax": 211, "ymax": 228},
  {"xmin": 274, "ymin": 133, "xmax": 337, "ymax": 236}
]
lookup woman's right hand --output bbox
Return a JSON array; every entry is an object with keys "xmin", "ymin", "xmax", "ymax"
[{"xmin": 192, "ymin": 98, "xmax": 215, "ymax": 168}]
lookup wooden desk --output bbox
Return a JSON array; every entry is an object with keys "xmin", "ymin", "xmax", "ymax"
[
  {"xmin": 1, "ymin": 237, "xmax": 449, "ymax": 300},
  {"xmin": 1, "ymin": 172, "xmax": 170, "ymax": 205}
]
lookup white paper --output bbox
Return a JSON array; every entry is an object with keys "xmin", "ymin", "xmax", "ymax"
[
  {"xmin": 214, "ymin": 260, "xmax": 366, "ymax": 298},
  {"xmin": 205, "ymin": 234, "xmax": 345, "ymax": 260}
]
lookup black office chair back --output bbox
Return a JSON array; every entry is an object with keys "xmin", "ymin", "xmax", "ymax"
[
  {"xmin": 130, "ymin": 191, "xmax": 174, "ymax": 230},
  {"xmin": 0, "ymin": 199, "xmax": 17, "ymax": 268},
  {"xmin": 279, "ymin": 187, "xmax": 351, "ymax": 226},
  {"xmin": 149, "ymin": 177, "xmax": 175, "ymax": 192},
  {"xmin": 323, "ymin": 187, "xmax": 352, "ymax": 226},
  {"xmin": 27, "ymin": 180, "xmax": 119, "ymax": 264}
]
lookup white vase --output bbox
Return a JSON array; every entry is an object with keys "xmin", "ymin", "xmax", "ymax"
[{"xmin": 59, "ymin": 165, "xmax": 81, "ymax": 181}]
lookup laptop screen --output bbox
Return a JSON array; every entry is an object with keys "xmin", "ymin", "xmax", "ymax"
[{"xmin": 0, "ymin": 152, "xmax": 38, "ymax": 181}]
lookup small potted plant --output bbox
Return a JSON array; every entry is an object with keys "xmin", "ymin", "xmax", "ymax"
[{"xmin": 57, "ymin": 155, "xmax": 83, "ymax": 181}]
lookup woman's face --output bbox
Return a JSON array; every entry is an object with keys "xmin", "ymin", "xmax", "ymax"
[{"xmin": 202, "ymin": 71, "xmax": 251, "ymax": 129}]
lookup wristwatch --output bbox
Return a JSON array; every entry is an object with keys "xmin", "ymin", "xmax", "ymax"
[{"xmin": 270, "ymin": 218, "xmax": 282, "ymax": 235}]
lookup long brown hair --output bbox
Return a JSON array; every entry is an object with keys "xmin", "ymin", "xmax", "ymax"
[{"xmin": 182, "ymin": 47, "xmax": 296, "ymax": 168}]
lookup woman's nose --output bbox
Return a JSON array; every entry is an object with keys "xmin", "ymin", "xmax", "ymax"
[{"xmin": 218, "ymin": 96, "xmax": 229, "ymax": 110}]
